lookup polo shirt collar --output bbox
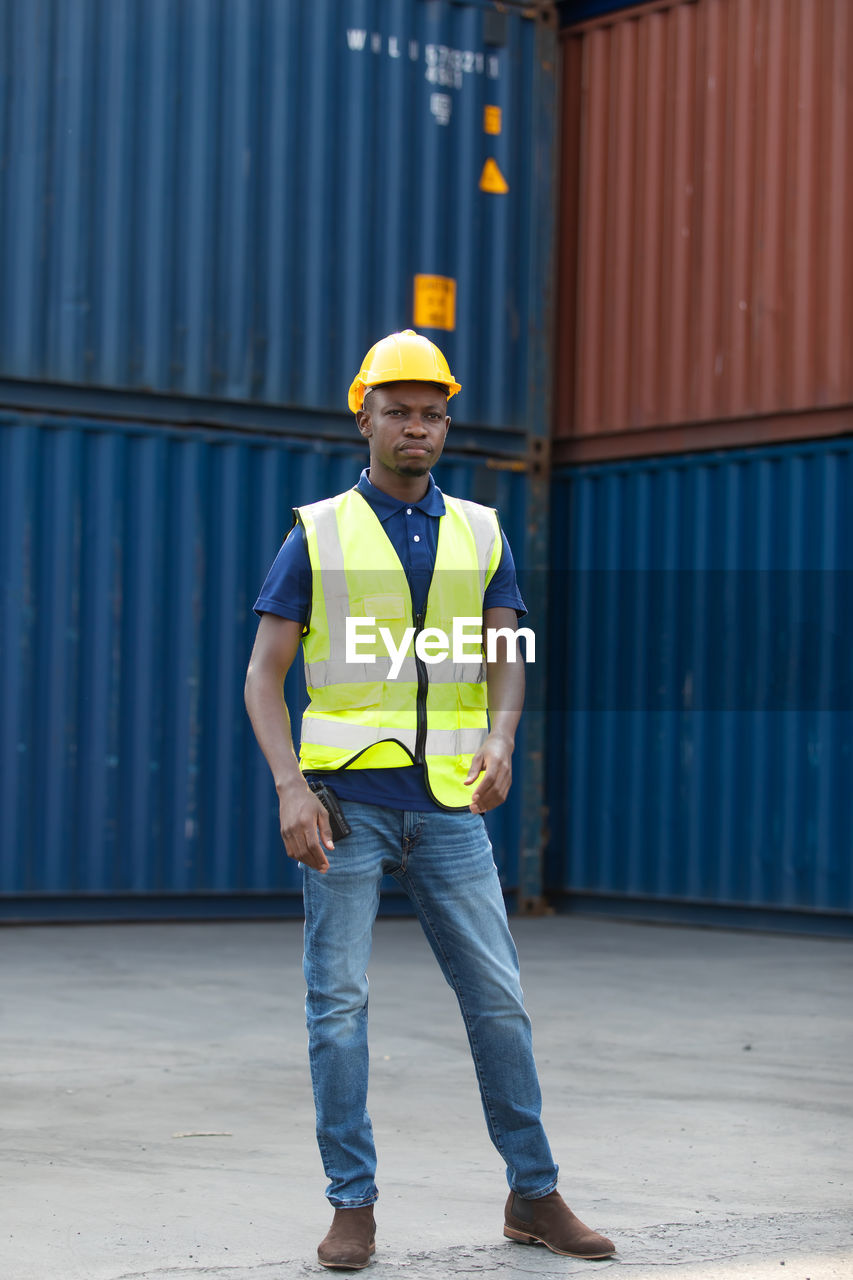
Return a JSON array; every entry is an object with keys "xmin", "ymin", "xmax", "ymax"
[{"xmin": 355, "ymin": 468, "xmax": 446, "ymax": 521}]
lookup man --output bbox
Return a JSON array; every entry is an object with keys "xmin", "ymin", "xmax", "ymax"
[{"xmin": 244, "ymin": 330, "xmax": 615, "ymax": 1269}]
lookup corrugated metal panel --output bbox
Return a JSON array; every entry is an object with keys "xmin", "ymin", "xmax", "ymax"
[
  {"xmin": 555, "ymin": 0, "xmax": 853, "ymax": 460},
  {"xmin": 0, "ymin": 0, "xmax": 554, "ymax": 433},
  {"xmin": 546, "ymin": 437, "xmax": 853, "ymax": 922},
  {"xmin": 0, "ymin": 410, "xmax": 532, "ymax": 919}
]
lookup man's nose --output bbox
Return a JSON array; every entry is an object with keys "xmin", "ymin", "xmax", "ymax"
[{"xmin": 403, "ymin": 415, "xmax": 428, "ymax": 435}]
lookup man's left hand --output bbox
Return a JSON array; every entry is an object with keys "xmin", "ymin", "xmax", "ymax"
[{"xmin": 464, "ymin": 732, "xmax": 513, "ymax": 813}]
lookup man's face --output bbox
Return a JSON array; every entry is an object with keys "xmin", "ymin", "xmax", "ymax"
[{"xmin": 356, "ymin": 381, "xmax": 450, "ymax": 478}]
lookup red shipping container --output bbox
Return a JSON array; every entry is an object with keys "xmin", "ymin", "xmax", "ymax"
[{"xmin": 555, "ymin": 0, "xmax": 853, "ymax": 462}]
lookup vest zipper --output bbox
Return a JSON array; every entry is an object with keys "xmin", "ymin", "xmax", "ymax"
[{"xmin": 413, "ymin": 608, "xmax": 427, "ymax": 763}]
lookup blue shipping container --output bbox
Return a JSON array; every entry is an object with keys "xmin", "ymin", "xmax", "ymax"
[
  {"xmin": 547, "ymin": 438, "xmax": 853, "ymax": 933},
  {"xmin": 0, "ymin": 409, "xmax": 534, "ymax": 921},
  {"xmin": 0, "ymin": 0, "xmax": 556, "ymax": 436}
]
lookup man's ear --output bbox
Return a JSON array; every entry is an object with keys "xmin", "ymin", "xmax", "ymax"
[{"xmin": 355, "ymin": 409, "xmax": 372, "ymax": 439}]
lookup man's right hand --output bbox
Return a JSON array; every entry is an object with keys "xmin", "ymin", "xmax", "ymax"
[
  {"xmin": 278, "ymin": 782, "xmax": 333, "ymax": 874},
  {"xmin": 245, "ymin": 615, "xmax": 334, "ymax": 875}
]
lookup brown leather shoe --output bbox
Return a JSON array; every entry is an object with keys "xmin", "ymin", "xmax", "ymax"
[
  {"xmin": 504, "ymin": 1189, "xmax": 615, "ymax": 1258},
  {"xmin": 317, "ymin": 1206, "xmax": 376, "ymax": 1270}
]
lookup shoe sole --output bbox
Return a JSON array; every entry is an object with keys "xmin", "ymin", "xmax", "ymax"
[
  {"xmin": 317, "ymin": 1241, "xmax": 376, "ymax": 1270},
  {"xmin": 504, "ymin": 1225, "xmax": 614, "ymax": 1259}
]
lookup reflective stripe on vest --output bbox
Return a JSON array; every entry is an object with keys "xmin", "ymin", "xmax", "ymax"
[{"xmin": 295, "ymin": 488, "xmax": 503, "ymax": 809}]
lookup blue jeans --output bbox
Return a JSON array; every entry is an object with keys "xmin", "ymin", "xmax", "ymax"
[{"xmin": 301, "ymin": 801, "xmax": 559, "ymax": 1207}]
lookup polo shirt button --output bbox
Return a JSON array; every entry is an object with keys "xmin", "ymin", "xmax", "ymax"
[
  {"xmin": 413, "ymin": 534, "xmax": 420, "ymax": 542},
  {"xmin": 406, "ymin": 508, "xmax": 413, "ymax": 515}
]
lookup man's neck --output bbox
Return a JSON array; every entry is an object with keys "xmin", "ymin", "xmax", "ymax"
[{"xmin": 366, "ymin": 465, "xmax": 431, "ymax": 504}]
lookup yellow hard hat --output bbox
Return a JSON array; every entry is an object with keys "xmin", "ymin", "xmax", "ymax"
[{"xmin": 348, "ymin": 329, "xmax": 462, "ymax": 413}]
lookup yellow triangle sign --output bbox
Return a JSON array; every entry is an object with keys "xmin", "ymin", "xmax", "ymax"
[{"xmin": 479, "ymin": 157, "xmax": 509, "ymax": 194}]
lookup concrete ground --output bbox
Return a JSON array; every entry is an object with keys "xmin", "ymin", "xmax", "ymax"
[{"xmin": 1, "ymin": 915, "xmax": 851, "ymax": 1280}]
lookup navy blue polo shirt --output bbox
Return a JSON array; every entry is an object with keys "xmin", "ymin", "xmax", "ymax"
[{"xmin": 253, "ymin": 469, "xmax": 526, "ymax": 810}]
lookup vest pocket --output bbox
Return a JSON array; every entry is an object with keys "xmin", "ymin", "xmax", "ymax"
[
  {"xmin": 457, "ymin": 682, "xmax": 488, "ymax": 714},
  {"xmin": 311, "ymin": 681, "xmax": 384, "ymax": 711},
  {"xmin": 358, "ymin": 594, "xmax": 408, "ymax": 621}
]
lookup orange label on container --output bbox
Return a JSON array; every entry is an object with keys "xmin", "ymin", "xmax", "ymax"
[
  {"xmin": 484, "ymin": 105, "xmax": 502, "ymax": 135},
  {"xmin": 478, "ymin": 157, "xmax": 509, "ymax": 194},
  {"xmin": 413, "ymin": 275, "xmax": 457, "ymax": 331}
]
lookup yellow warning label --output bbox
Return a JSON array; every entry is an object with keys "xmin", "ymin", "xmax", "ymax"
[
  {"xmin": 413, "ymin": 274, "xmax": 457, "ymax": 331},
  {"xmin": 484, "ymin": 105, "xmax": 502, "ymax": 135},
  {"xmin": 478, "ymin": 157, "xmax": 509, "ymax": 194}
]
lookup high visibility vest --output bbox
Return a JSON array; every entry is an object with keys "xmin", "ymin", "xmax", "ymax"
[{"xmin": 295, "ymin": 487, "xmax": 504, "ymax": 810}]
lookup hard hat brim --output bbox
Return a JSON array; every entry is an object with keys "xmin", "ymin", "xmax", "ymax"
[{"xmin": 348, "ymin": 375, "xmax": 461, "ymax": 414}]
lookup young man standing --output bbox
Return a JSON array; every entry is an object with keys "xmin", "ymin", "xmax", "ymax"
[{"xmin": 245, "ymin": 331, "xmax": 615, "ymax": 1269}]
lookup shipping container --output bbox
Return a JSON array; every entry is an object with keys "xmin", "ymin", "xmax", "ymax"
[
  {"xmin": 0, "ymin": 409, "xmax": 537, "ymax": 922},
  {"xmin": 0, "ymin": 0, "xmax": 557, "ymax": 441},
  {"xmin": 555, "ymin": 0, "xmax": 853, "ymax": 462},
  {"xmin": 546, "ymin": 437, "xmax": 853, "ymax": 935}
]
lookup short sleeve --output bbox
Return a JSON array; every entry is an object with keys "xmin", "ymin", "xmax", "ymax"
[
  {"xmin": 483, "ymin": 530, "xmax": 527, "ymax": 618},
  {"xmin": 253, "ymin": 522, "xmax": 312, "ymax": 624}
]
